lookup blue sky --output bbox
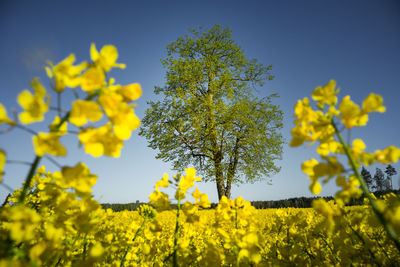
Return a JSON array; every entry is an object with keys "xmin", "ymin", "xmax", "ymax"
[{"xmin": 0, "ymin": 0, "xmax": 399, "ymax": 204}]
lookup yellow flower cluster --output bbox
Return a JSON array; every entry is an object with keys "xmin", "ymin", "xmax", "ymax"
[
  {"xmin": 291, "ymin": 80, "xmax": 400, "ymax": 250},
  {"xmin": 0, "ymin": 43, "xmax": 142, "ymax": 159},
  {"xmin": 291, "ymin": 80, "xmax": 399, "ymax": 199}
]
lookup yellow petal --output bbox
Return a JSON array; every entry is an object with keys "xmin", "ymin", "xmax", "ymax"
[
  {"xmin": 310, "ymin": 181, "xmax": 322, "ymax": 194},
  {"xmin": 119, "ymin": 83, "xmax": 142, "ymax": 102},
  {"xmin": 301, "ymin": 158, "xmax": 318, "ymax": 176},
  {"xmin": 114, "ymin": 124, "xmax": 131, "ymax": 140},
  {"xmin": 80, "ymin": 67, "xmax": 105, "ymax": 92},
  {"xmin": 0, "ymin": 150, "xmax": 5, "ymax": 182},
  {"xmin": 17, "ymin": 90, "xmax": 33, "ymax": 110},
  {"xmin": 352, "ymin": 139, "xmax": 366, "ymax": 154},
  {"xmin": 192, "ymin": 187, "xmax": 201, "ymax": 200},
  {"xmin": 362, "ymin": 93, "xmax": 386, "ymax": 113},
  {"xmin": 185, "ymin": 167, "xmax": 196, "ymax": 179},
  {"xmin": 100, "ymin": 45, "xmax": 118, "ymax": 70},
  {"xmin": 90, "ymin": 43, "xmax": 100, "ymax": 61},
  {"xmin": 90, "ymin": 243, "xmax": 104, "ymax": 258},
  {"xmin": 30, "ymin": 78, "xmax": 46, "ymax": 98},
  {"xmin": 0, "ymin": 104, "xmax": 15, "ymax": 125},
  {"xmin": 84, "ymin": 143, "xmax": 104, "ymax": 158}
]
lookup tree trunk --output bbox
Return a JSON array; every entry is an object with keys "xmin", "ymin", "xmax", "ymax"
[
  {"xmin": 214, "ymin": 150, "xmax": 225, "ymax": 200},
  {"xmin": 225, "ymin": 137, "xmax": 240, "ymax": 200},
  {"xmin": 225, "ymin": 178, "xmax": 232, "ymax": 199},
  {"xmin": 216, "ymin": 176, "xmax": 226, "ymax": 200}
]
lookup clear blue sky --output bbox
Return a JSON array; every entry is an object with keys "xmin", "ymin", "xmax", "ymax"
[{"xmin": 1, "ymin": 0, "xmax": 399, "ymax": 204}]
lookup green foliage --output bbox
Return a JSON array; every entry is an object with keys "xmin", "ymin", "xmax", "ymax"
[
  {"xmin": 385, "ymin": 164, "xmax": 397, "ymax": 190},
  {"xmin": 139, "ymin": 25, "xmax": 283, "ymax": 199},
  {"xmin": 361, "ymin": 167, "xmax": 373, "ymax": 191},
  {"xmin": 373, "ymin": 168, "xmax": 386, "ymax": 191}
]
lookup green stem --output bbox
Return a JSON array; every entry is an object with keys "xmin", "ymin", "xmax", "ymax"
[
  {"xmin": 15, "ymin": 124, "xmax": 38, "ymax": 135},
  {"xmin": 234, "ymin": 208, "xmax": 239, "ymax": 266},
  {"xmin": 57, "ymin": 92, "xmax": 61, "ymax": 117},
  {"xmin": 82, "ymin": 234, "xmax": 88, "ymax": 261},
  {"xmin": 173, "ymin": 191, "xmax": 182, "ymax": 267},
  {"xmin": 6, "ymin": 160, "xmax": 32, "ymax": 165},
  {"xmin": 332, "ymin": 119, "xmax": 400, "ymax": 251},
  {"xmin": 235, "ymin": 207, "xmax": 238, "ymax": 229},
  {"xmin": 18, "ymin": 156, "xmax": 41, "ymax": 203}
]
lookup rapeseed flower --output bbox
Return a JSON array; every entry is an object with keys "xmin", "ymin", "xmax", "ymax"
[
  {"xmin": 33, "ymin": 132, "xmax": 66, "ymax": 156},
  {"xmin": 69, "ymin": 100, "xmax": 103, "ymax": 127},
  {"xmin": 0, "ymin": 103, "xmax": 15, "ymax": 125},
  {"xmin": 98, "ymin": 92, "xmax": 140, "ymax": 140},
  {"xmin": 80, "ymin": 66, "xmax": 106, "ymax": 93},
  {"xmin": 78, "ymin": 123, "xmax": 123, "ymax": 157},
  {"xmin": 45, "ymin": 54, "xmax": 87, "ymax": 92},
  {"xmin": 0, "ymin": 150, "xmax": 5, "ymax": 183},
  {"xmin": 90, "ymin": 43, "xmax": 126, "ymax": 72},
  {"xmin": 339, "ymin": 95, "xmax": 368, "ymax": 128},
  {"xmin": 58, "ymin": 162, "xmax": 97, "ymax": 196},
  {"xmin": 17, "ymin": 78, "xmax": 49, "ymax": 124},
  {"xmin": 311, "ymin": 80, "xmax": 339, "ymax": 109}
]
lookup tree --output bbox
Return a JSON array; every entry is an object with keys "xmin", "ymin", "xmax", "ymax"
[
  {"xmin": 373, "ymin": 168, "xmax": 386, "ymax": 191},
  {"xmin": 139, "ymin": 25, "xmax": 283, "ymax": 200},
  {"xmin": 361, "ymin": 167, "xmax": 373, "ymax": 191},
  {"xmin": 385, "ymin": 164, "xmax": 397, "ymax": 190}
]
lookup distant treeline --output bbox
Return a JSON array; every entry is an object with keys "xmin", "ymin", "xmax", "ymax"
[{"xmin": 101, "ymin": 190, "xmax": 399, "ymax": 212}]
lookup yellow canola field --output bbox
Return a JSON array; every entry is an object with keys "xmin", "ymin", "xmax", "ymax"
[
  {"xmin": 52, "ymin": 205, "xmax": 397, "ymax": 266},
  {"xmin": 1, "ymin": 169, "xmax": 400, "ymax": 267},
  {"xmin": 114, "ymin": 207, "xmax": 399, "ymax": 266}
]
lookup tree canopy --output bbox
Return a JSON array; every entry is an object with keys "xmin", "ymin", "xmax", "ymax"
[{"xmin": 139, "ymin": 25, "xmax": 283, "ymax": 199}]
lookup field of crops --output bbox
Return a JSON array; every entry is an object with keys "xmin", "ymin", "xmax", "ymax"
[
  {"xmin": 1, "ymin": 166, "xmax": 400, "ymax": 266},
  {"xmin": 93, "ymin": 204, "xmax": 400, "ymax": 266}
]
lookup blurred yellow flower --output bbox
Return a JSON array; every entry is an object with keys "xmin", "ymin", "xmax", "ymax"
[
  {"xmin": 316, "ymin": 139, "xmax": 340, "ymax": 156},
  {"xmin": 311, "ymin": 80, "xmax": 339, "ymax": 108},
  {"xmin": 119, "ymin": 83, "xmax": 142, "ymax": 102},
  {"xmin": 192, "ymin": 187, "xmax": 211, "ymax": 208},
  {"xmin": 294, "ymin": 97, "xmax": 318, "ymax": 124},
  {"xmin": 17, "ymin": 78, "xmax": 49, "ymax": 124},
  {"xmin": 33, "ymin": 132, "xmax": 66, "ymax": 157},
  {"xmin": 29, "ymin": 242, "xmax": 46, "ymax": 265},
  {"xmin": 290, "ymin": 124, "xmax": 316, "ymax": 147},
  {"xmin": 0, "ymin": 103, "xmax": 15, "ymax": 125},
  {"xmin": 78, "ymin": 123, "xmax": 123, "ymax": 157},
  {"xmin": 59, "ymin": 162, "xmax": 97, "ymax": 196},
  {"xmin": 310, "ymin": 180, "xmax": 322, "ymax": 194},
  {"xmin": 90, "ymin": 243, "xmax": 104, "ymax": 258},
  {"xmin": 192, "ymin": 187, "xmax": 201, "ymax": 200},
  {"xmin": 69, "ymin": 100, "xmax": 103, "ymax": 127},
  {"xmin": 98, "ymin": 93, "xmax": 140, "ymax": 140},
  {"xmin": 149, "ymin": 189, "xmax": 170, "ymax": 211},
  {"xmin": 46, "ymin": 54, "xmax": 87, "ymax": 92},
  {"xmin": 90, "ymin": 43, "xmax": 126, "ymax": 72},
  {"xmin": 375, "ymin": 146, "xmax": 400, "ymax": 164},
  {"xmin": 362, "ymin": 93, "xmax": 386, "ymax": 113},
  {"xmin": 235, "ymin": 196, "xmax": 245, "ymax": 208},
  {"xmin": 155, "ymin": 173, "xmax": 169, "ymax": 189},
  {"xmin": 339, "ymin": 95, "xmax": 368, "ymax": 128},
  {"xmin": 6, "ymin": 206, "xmax": 41, "ymax": 243},
  {"xmin": 0, "ymin": 150, "xmax": 5, "ymax": 183},
  {"xmin": 178, "ymin": 168, "xmax": 201, "ymax": 192},
  {"xmin": 80, "ymin": 66, "xmax": 106, "ymax": 93},
  {"xmin": 301, "ymin": 158, "xmax": 318, "ymax": 177},
  {"xmin": 199, "ymin": 193, "xmax": 211, "ymax": 208}
]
